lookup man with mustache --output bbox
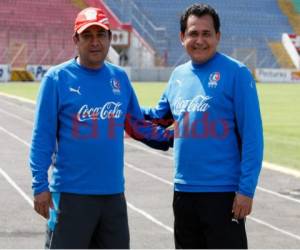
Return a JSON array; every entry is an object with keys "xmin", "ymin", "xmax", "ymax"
[{"xmin": 29, "ymin": 7, "xmax": 172, "ymax": 249}]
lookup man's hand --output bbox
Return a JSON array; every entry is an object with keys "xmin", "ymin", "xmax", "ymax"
[
  {"xmin": 232, "ymin": 193, "xmax": 253, "ymax": 219},
  {"xmin": 34, "ymin": 191, "xmax": 53, "ymax": 219}
]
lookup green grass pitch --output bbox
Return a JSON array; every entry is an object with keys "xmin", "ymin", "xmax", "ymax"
[{"xmin": 0, "ymin": 82, "xmax": 299, "ymax": 171}]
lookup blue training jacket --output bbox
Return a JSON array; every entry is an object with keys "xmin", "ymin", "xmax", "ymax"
[
  {"xmin": 29, "ymin": 59, "xmax": 171, "ymax": 195},
  {"xmin": 143, "ymin": 52, "xmax": 264, "ymax": 198}
]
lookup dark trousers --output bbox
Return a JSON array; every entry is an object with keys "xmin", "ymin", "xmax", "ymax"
[
  {"xmin": 45, "ymin": 193, "xmax": 129, "ymax": 249},
  {"xmin": 173, "ymin": 191, "xmax": 247, "ymax": 249}
]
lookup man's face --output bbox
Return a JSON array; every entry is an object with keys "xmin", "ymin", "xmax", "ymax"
[
  {"xmin": 180, "ymin": 14, "xmax": 220, "ymax": 64},
  {"xmin": 73, "ymin": 25, "xmax": 111, "ymax": 69}
]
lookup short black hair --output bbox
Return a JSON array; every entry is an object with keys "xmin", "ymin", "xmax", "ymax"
[{"xmin": 180, "ymin": 3, "xmax": 220, "ymax": 34}]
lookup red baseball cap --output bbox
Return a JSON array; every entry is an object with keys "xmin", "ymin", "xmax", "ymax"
[{"xmin": 74, "ymin": 7, "xmax": 110, "ymax": 34}]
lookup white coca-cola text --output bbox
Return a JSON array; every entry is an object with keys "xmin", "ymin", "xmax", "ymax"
[
  {"xmin": 76, "ymin": 102, "xmax": 122, "ymax": 122},
  {"xmin": 173, "ymin": 95, "xmax": 211, "ymax": 115}
]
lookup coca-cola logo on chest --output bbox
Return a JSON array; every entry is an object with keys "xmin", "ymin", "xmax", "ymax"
[
  {"xmin": 173, "ymin": 95, "xmax": 212, "ymax": 115},
  {"xmin": 77, "ymin": 102, "xmax": 123, "ymax": 122}
]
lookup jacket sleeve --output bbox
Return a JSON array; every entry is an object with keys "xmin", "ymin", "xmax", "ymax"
[
  {"xmin": 142, "ymin": 87, "xmax": 174, "ymax": 128},
  {"xmin": 29, "ymin": 74, "xmax": 58, "ymax": 195},
  {"xmin": 125, "ymin": 84, "xmax": 173, "ymax": 151},
  {"xmin": 234, "ymin": 66, "xmax": 264, "ymax": 198}
]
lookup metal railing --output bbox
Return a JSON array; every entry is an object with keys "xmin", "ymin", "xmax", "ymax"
[{"xmin": 104, "ymin": 0, "xmax": 168, "ymax": 53}]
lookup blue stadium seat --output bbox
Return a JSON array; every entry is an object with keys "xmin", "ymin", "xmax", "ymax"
[{"xmin": 103, "ymin": 0, "xmax": 293, "ymax": 68}]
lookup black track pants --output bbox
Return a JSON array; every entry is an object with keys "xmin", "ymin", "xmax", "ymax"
[
  {"xmin": 173, "ymin": 191, "xmax": 248, "ymax": 249},
  {"xmin": 45, "ymin": 192, "xmax": 129, "ymax": 249}
]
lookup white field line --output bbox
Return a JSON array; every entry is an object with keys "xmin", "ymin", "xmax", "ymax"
[
  {"xmin": 248, "ymin": 216, "xmax": 300, "ymax": 241},
  {"xmin": 0, "ymin": 126, "xmax": 173, "ymax": 233},
  {"xmin": 1, "ymin": 92, "xmax": 299, "ymax": 177},
  {"xmin": 263, "ymin": 161, "xmax": 300, "ymax": 178},
  {"xmin": 0, "ymin": 167, "xmax": 34, "ymax": 207},
  {"xmin": 126, "ymin": 141, "xmax": 300, "ymax": 203},
  {"xmin": 1, "ymin": 94, "xmax": 300, "ymax": 239},
  {"xmin": 126, "ymin": 162, "xmax": 298, "ymax": 204},
  {"xmin": 0, "ymin": 126, "xmax": 31, "ymax": 147},
  {"xmin": 1, "ymin": 96, "xmax": 300, "ymax": 199},
  {"xmin": 265, "ymin": 136, "xmax": 300, "ymax": 147},
  {"xmin": 125, "ymin": 162, "xmax": 173, "ymax": 186},
  {"xmin": 0, "ymin": 96, "xmax": 35, "ymax": 114},
  {"xmin": 0, "ymin": 92, "xmax": 36, "ymax": 105},
  {"xmin": 257, "ymin": 186, "xmax": 300, "ymax": 204},
  {"xmin": 1, "ymin": 97, "xmax": 300, "ymax": 202},
  {"xmin": 125, "ymin": 140, "xmax": 173, "ymax": 160},
  {"xmin": 126, "ymin": 156, "xmax": 300, "ymax": 241},
  {"xmin": 0, "ymin": 108, "xmax": 33, "ymax": 126},
  {"xmin": 1, "ymin": 121, "xmax": 300, "ymax": 240},
  {"xmin": 125, "ymin": 140, "xmax": 300, "ymax": 178},
  {"xmin": 127, "ymin": 203, "xmax": 173, "ymax": 233}
]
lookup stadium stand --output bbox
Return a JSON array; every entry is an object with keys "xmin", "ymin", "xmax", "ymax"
[
  {"xmin": 0, "ymin": 0, "xmax": 296, "ymax": 73},
  {"xmin": 292, "ymin": 0, "xmax": 300, "ymax": 13},
  {"xmin": 103, "ymin": 0, "xmax": 294, "ymax": 68},
  {"xmin": 279, "ymin": 0, "xmax": 300, "ymax": 35},
  {"xmin": 269, "ymin": 42, "xmax": 295, "ymax": 68},
  {"xmin": 0, "ymin": 0, "xmax": 79, "ymax": 66},
  {"xmin": 101, "ymin": 0, "xmax": 168, "ymax": 59}
]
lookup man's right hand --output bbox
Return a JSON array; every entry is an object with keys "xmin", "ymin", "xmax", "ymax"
[{"xmin": 34, "ymin": 191, "xmax": 53, "ymax": 219}]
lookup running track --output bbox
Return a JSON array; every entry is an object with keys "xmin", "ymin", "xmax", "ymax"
[{"xmin": 0, "ymin": 94, "xmax": 299, "ymax": 248}]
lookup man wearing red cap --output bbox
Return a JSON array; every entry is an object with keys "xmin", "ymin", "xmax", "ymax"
[{"xmin": 29, "ymin": 7, "xmax": 172, "ymax": 249}]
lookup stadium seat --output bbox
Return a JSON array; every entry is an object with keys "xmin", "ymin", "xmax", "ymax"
[
  {"xmin": 0, "ymin": 0, "xmax": 79, "ymax": 65},
  {"xmin": 103, "ymin": 0, "xmax": 294, "ymax": 68}
]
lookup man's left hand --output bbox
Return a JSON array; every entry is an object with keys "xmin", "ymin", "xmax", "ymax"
[{"xmin": 232, "ymin": 193, "xmax": 253, "ymax": 219}]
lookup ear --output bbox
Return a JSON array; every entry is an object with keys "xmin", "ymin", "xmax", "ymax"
[
  {"xmin": 73, "ymin": 34, "xmax": 79, "ymax": 45},
  {"xmin": 179, "ymin": 32, "xmax": 185, "ymax": 46},
  {"xmin": 216, "ymin": 31, "xmax": 221, "ymax": 43}
]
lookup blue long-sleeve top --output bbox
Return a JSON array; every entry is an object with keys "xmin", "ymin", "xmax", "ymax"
[
  {"xmin": 29, "ymin": 59, "xmax": 171, "ymax": 195},
  {"xmin": 143, "ymin": 52, "xmax": 264, "ymax": 198}
]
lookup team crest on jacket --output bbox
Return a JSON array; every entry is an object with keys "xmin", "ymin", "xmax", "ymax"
[
  {"xmin": 208, "ymin": 72, "xmax": 220, "ymax": 88},
  {"xmin": 110, "ymin": 79, "xmax": 121, "ymax": 95}
]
